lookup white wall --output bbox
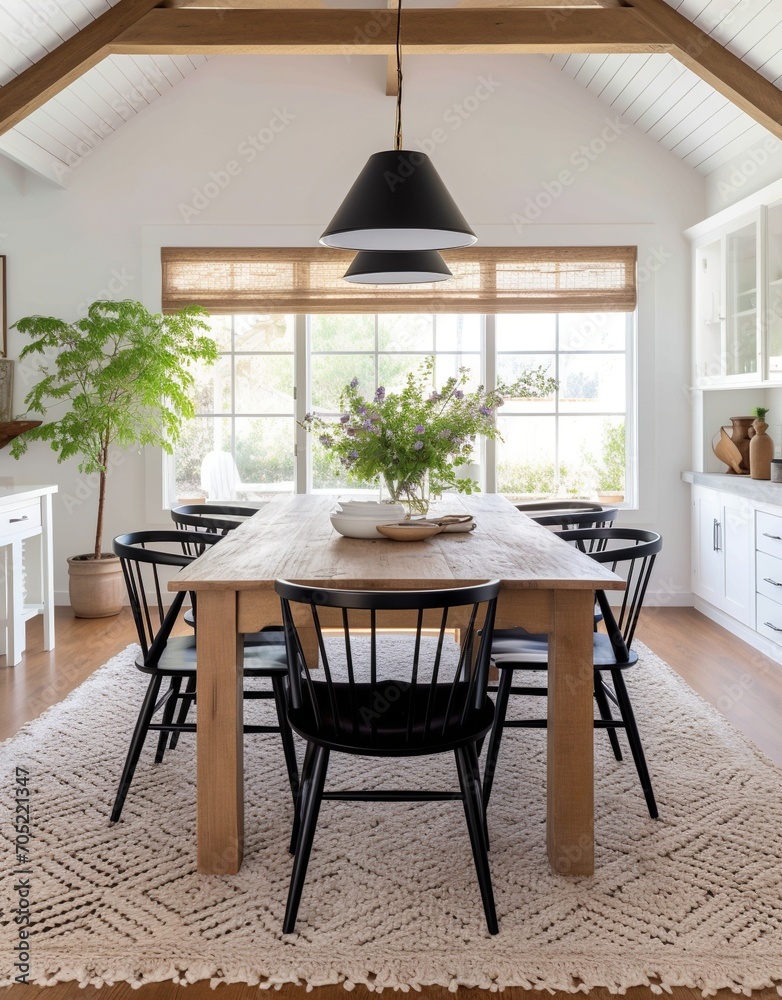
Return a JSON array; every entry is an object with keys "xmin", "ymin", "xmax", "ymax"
[
  {"xmin": 0, "ymin": 53, "xmax": 706, "ymax": 603},
  {"xmin": 705, "ymin": 133, "xmax": 782, "ymax": 215}
]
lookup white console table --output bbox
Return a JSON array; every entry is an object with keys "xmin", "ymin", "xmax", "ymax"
[{"xmin": 0, "ymin": 485, "xmax": 57, "ymax": 666}]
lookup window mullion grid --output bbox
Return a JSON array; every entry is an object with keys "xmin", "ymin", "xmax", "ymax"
[
  {"xmin": 484, "ymin": 314, "xmax": 496, "ymax": 494},
  {"xmin": 295, "ymin": 313, "xmax": 309, "ymax": 493}
]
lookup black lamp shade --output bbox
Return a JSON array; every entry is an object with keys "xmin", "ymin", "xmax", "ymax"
[
  {"xmin": 321, "ymin": 150, "xmax": 477, "ymax": 251},
  {"xmin": 343, "ymin": 250, "xmax": 453, "ymax": 284}
]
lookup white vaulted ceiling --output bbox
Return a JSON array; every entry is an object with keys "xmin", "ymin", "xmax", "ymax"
[
  {"xmin": 550, "ymin": 0, "xmax": 782, "ymax": 174},
  {"xmin": 0, "ymin": 0, "xmax": 207, "ymax": 184},
  {"xmin": 1, "ymin": 0, "xmax": 782, "ymax": 183}
]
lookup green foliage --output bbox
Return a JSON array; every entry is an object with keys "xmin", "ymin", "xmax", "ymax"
[
  {"xmin": 753, "ymin": 406, "xmax": 769, "ymax": 421},
  {"xmin": 498, "ymin": 461, "xmax": 590, "ymax": 497},
  {"xmin": 11, "ymin": 299, "xmax": 218, "ymax": 556},
  {"xmin": 302, "ymin": 356, "xmax": 558, "ymax": 513},
  {"xmin": 587, "ymin": 420, "xmax": 626, "ymax": 493}
]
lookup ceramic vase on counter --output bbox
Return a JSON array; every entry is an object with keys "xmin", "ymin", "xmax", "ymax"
[
  {"xmin": 713, "ymin": 416, "xmax": 755, "ymax": 474},
  {"xmin": 750, "ymin": 417, "xmax": 774, "ymax": 480}
]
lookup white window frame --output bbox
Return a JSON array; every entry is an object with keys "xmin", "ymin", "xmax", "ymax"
[{"xmin": 163, "ymin": 309, "xmax": 636, "ymax": 509}]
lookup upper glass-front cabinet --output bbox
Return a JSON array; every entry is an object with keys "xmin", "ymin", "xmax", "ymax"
[
  {"xmin": 694, "ymin": 211, "xmax": 761, "ymax": 387},
  {"xmin": 725, "ymin": 221, "xmax": 759, "ymax": 379},
  {"xmin": 765, "ymin": 200, "xmax": 782, "ymax": 379}
]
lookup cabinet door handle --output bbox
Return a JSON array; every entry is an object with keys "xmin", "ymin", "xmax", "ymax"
[
  {"xmin": 9, "ymin": 516, "xmax": 28, "ymax": 523},
  {"xmin": 713, "ymin": 518, "xmax": 718, "ymax": 551},
  {"xmin": 765, "ymin": 621, "xmax": 782, "ymax": 632},
  {"xmin": 764, "ymin": 578, "xmax": 782, "ymax": 587},
  {"xmin": 715, "ymin": 520, "xmax": 722, "ymax": 552},
  {"xmin": 763, "ymin": 532, "xmax": 782, "ymax": 540}
]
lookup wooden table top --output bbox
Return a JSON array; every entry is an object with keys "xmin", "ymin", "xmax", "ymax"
[{"xmin": 170, "ymin": 493, "xmax": 624, "ymax": 593}]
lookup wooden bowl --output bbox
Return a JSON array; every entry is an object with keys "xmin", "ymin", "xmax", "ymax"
[{"xmin": 376, "ymin": 522, "xmax": 443, "ymax": 541}]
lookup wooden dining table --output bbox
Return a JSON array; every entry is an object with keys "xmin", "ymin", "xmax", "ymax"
[{"xmin": 169, "ymin": 492, "xmax": 624, "ymax": 878}]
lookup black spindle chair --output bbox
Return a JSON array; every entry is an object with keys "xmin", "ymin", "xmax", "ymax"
[
  {"xmin": 276, "ymin": 578, "xmax": 501, "ymax": 936},
  {"xmin": 110, "ymin": 530, "xmax": 299, "ymax": 823},
  {"xmin": 483, "ymin": 527, "xmax": 662, "ymax": 821},
  {"xmin": 171, "ymin": 503, "xmax": 259, "ymax": 536},
  {"xmin": 171, "ymin": 504, "xmax": 283, "ymax": 649},
  {"xmin": 515, "ymin": 502, "xmax": 619, "ymax": 531}
]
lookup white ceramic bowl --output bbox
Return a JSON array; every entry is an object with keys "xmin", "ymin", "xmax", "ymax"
[
  {"xmin": 330, "ymin": 512, "xmax": 405, "ymax": 539},
  {"xmin": 335, "ymin": 500, "xmax": 404, "ymax": 518}
]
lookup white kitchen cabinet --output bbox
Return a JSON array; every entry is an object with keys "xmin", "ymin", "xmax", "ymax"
[{"xmin": 691, "ymin": 484, "xmax": 753, "ymax": 626}]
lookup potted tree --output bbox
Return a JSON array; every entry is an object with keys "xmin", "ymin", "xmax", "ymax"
[{"xmin": 10, "ymin": 299, "xmax": 218, "ymax": 617}]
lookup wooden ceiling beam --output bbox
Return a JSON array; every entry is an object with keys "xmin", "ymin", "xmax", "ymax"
[
  {"xmin": 166, "ymin": 0, "xmax": 625, "ymax": 7},
  {"xmin": 627, "ymin": 0, "xmax": 782, "ymax": 140},
  {"xmin": 0, "ymin": 0, "xmax": 163, "ymax": 138},
  {"xmin": 113, "ymin": 8, "xmax": 670, "ymax": 55}
]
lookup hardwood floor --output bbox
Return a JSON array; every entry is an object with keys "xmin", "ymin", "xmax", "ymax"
[{"xmin": 2, "ymin": 605, "xmax": 781, "ymax": 1000}]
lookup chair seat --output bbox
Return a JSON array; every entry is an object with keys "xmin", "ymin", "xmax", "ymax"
[
  {"xmin": 288, "ymin": 680, "xmax": 495, "ymax": 756},
  {"xmin": 137, "ymin": 635, "xmax": 288, "ymax": 677},
  {"xmin": 492, "ymin": 631, "xmax": 638, "ymax": 670}
]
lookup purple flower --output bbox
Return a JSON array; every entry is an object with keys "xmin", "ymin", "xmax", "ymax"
[
  {"xmin": 340, "ymin": 413, "xmax": 350, "ymax": 423},
  {"xmin": 348, "ymin": 449, "xmax": 359, "ymax": 460},
  {"xmin": 318, "ymin": 435, "xmax": 332, "ymax": 446},
  {"xmin": 357, "ymin": 405, "xmax": 367, "ymax": 415},
  {"xmin": 375, "ymin": 386, "xmax": 386, "ymax": 401},
  {"xmin": 346, "ymin": 427, "xmax": 356, "ymax": 436},
  {"xmin": 303, "ymin": 412, "xmax": 314, "ymax": 423},
  {"xmin": 480, "ymin": 405, "xmax": 492, "ymax": 416},
  {"xmin": 429, "ymin": 391, "xmax": 441, "ymax": 402},
  {"xmin": 413, "ymin": 440, "xmax": 424, "ymax": 451},
  {"xmin": 414, "ymin": 424, "xmax": 425, "ymax": 435},
  {"xmin": 350, "ymin": 377, "xmax": 359, "ymax": 388},
  {"xmin": 362, "ymin": 419, "xmax": 372, "ymax": 430},
  {"xmin": 454, "ymin": 389, "xmax": 464, "ymax": 400}
]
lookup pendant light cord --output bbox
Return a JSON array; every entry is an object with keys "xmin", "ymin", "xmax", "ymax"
[{"xmin": 394, "ymin": 0, "xmax": 403, "ymax": 151}]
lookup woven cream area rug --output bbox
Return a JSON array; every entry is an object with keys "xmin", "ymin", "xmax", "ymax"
[{"xmin": 2, "ymin": 637, "xmax": 782, "ymax": 995}]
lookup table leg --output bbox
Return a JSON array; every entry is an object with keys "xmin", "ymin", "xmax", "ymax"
[
  {"xmin": 547, "ymin": 590, "xmax": 595, "ymax": 876},
  {"xmin": 197, "ymin": 590, "xmax": 244, "ymax": 874}
]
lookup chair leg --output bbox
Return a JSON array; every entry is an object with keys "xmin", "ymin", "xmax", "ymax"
[
  {"xmin": 155, "ymin": 678, "xmax": 181, "ymax": 764},
  {"xmin": 289, "ymin": 740, "xmax": 316, "ymax": 855},
  {"xmin": 482, "ymin": 667, "xmax": 513, "ymax": 811},
  {"xmin": 455, "ymin": 745, "xmax": 498, "ymax": 935},
  {"xmin": 611, "ymin": 669, "xmax": 658, "ymax": 820},
  {"xmin": 466, "ymin": 740, "xmax": 489, "ymax": 852},
  {"xmin": 283, "ymin": 745, "xmax": 329, "ymax": 934},
  {"xmin": 271, "ymin": 674, "xmax": 300, "ymax": 808},
  {"xmin": 169, "ymin": 674, "xmax": 196, "ymax": 752},
  {"xmin": 593, "ymin": 672, "xmax": 623, "ymax": 762},
  {"xmin": 111, "ymin": 675, "xmax": 162, "ymax": 823}
]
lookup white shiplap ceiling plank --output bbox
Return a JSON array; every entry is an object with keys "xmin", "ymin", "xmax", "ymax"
[
  {"xmin": 656, "ymin": 89, "xmax": 732, "ymax": 149},
  {"xmin": 0, "ymin": 128, "xmax": 66, "ymax": 184},
  {"xmin": 61, "ymin": 75, "xmax": 127, "ymax": 130},
  {"xmin": 572, "ymin": 54, "xmax": 609, "ymax": 90},
  {"xmin": 682, "ymin": 109, "xmax": 763, "ymax": 167},
  {"xmin": 596, "ymin": 54, "xmax": 653, "ymax": 107},
  {"xmin": 15, "ymin": 0, "xmax": 81, "ymax": 45},
  {"xmin": 693, "ymin": 121, "xmax": 768, "ymax": 173},
  {"xmin": 671, "ymin": 102, "xmax": 747, "ymax": 159},
  {"xmin": 620, "ymin": 55, "xmax": 686, "ymax": 123},
  {"xmin": 14, "ymin": 116, "xmax": 85, "ymax": 163},
  {"xmin": 0, "ymin": 8, "xmax": 55, "ymax": 65},
  {"xmin": 582, "ymin": 55, "xmax": 631, "ymax": 99}
]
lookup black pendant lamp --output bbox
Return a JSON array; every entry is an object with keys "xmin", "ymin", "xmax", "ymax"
[
  {"xmin": 343, "ymin": 250, "xmax": 452, "ymax": 284},
  {"xmin": 320, "ymin": 0, "xmax": 476, "ymax": 252}
]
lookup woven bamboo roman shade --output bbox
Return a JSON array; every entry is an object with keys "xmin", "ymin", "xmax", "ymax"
[{"xmin": 161, "ymin": 246, "xmax": 637, "ymax": 314}]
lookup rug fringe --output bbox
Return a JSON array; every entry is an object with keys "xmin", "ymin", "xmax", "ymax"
[{"xmin": 5, "ymin": 954, "xmax": 782, "ymax": 995}]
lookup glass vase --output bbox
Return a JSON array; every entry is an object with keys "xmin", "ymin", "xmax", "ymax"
[{"xmin": 380, "ymin": 471, "xmax": 430, "ymax": 516}]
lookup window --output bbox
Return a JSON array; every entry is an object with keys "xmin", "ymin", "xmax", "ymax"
[
  {"xmin": 163, "ymin": 246, "xmax": 636, "ymax": 506},
  {"xmin": 169, "ymin": 310, "xmax": 634, "ymax": 506}
]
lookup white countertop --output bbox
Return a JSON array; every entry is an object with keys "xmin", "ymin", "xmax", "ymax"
[
  {"xmin": 0, "ymin": 485, "xmax": 58, "ymax": 505},
  {"xmin": 682, "ymin": 471, "xmax": 782, "ymax": 505}
]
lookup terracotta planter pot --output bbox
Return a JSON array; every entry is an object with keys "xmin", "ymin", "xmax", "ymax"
[{"xmin": 67, "ymin": 554, "xmax": 124, "ymax": 618}]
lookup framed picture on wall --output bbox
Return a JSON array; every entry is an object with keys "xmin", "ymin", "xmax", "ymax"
[{"xmin": 0, "ymin": 255, "xmax": 5, "ymax": 358}]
